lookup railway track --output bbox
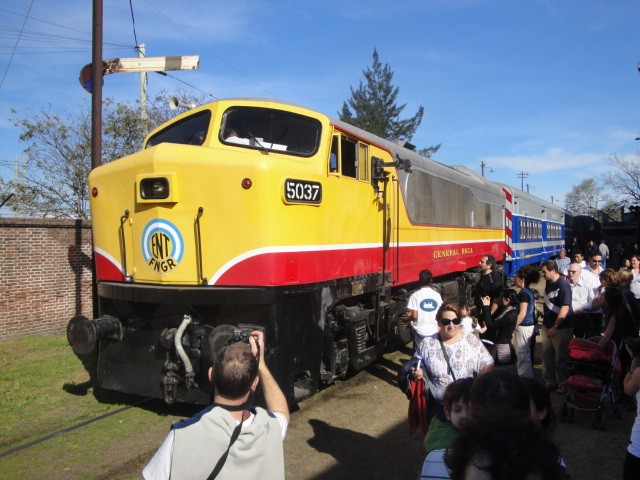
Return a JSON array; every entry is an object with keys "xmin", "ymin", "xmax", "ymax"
[{"xmin": 0, "ymin": 397, "xmax": 151, "ymax": 460}]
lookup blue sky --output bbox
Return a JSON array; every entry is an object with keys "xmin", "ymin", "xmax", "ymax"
[{"xmin": 1, "ymin": 0, "xmax": 639, "ymax": 212}]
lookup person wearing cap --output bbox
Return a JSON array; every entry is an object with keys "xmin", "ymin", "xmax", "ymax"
[{"xmin": 143, "ymin": 330, "xmax": 289, "ymax": 480}]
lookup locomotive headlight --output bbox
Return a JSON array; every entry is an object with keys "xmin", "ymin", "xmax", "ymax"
[
  {"xmin": 140, "ymin": 177, "xmax": 169, "ymax": 199},
  {"xmin": 136, "ymin": 173, "xmax": 178, "ymax": 203}
]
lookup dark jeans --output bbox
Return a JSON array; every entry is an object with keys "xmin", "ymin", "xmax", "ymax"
[{"xmin": 623, "ymin": 451, "xmax": 640, "ymax": 480}]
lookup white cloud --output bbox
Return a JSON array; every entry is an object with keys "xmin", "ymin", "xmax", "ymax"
[{"xmin": 481, "ymin": 147, "xmax": 606, "ymax": 173}]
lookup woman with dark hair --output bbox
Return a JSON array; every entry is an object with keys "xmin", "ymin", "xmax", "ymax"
[
  {"xmin": 601, "ymin": 286, "xmax": 639, "ymax": 374},
  {"xmin": 480, "ymin": 289, "xmax": 518, "ymax": 366},
  {"xmin": 514, "ymin": 265, "xmax": 541, "ymax": 377},
  {"xmin": 523, "ymin": 376, "xmax": 557, "ymax": 436},
  {"xmin": 443, "ymin": 415, "xmax": 566, "ymax": 480},
  {"xmin": 412, "ymin": 304, "xmax": 494, "ymax": 424}
]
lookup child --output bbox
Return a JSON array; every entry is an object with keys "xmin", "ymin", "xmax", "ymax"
[
  {"xmin": 523, "ymin": 376, "xmax": 557, "ymax": 435},
  {"xmin": 459, "ymin": 304, "xmax": 475, "ymax": 335},
  {"xmin": 423, "ymin": 377, "xmax": 474, "ymax": 454}
]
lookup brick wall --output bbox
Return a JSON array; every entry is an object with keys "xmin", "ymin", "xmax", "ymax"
[{"xmin": 0, "ymin": 218, "xmax": 93, "ymax": 338}]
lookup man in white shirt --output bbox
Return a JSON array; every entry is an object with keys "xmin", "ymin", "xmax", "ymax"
[
  {"xmin": 555, "ymin": 249, "xmax": 571, "ymax": 276},
  {"xmin": 407, "ymin": 269, "xmax": 443, "ymax": 348},
  {"xmin": 565, "ymin": 264, "xmax": 599, "ymax": 338},
  {"xmin": 583, "ymin": 251, "xmax": 604, "ymax": 277},
  {"xmin": 572, "ymin": 252, "xmax": 587, "ymax": 269}
]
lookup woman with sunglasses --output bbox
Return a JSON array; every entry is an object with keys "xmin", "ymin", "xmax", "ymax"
[{"xmin": 411, "ymin": 304, "xmax": 493, "ymax": 424}]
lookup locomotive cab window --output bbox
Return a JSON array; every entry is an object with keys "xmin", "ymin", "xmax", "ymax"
[
  {"xmin": 328, "ymin": 134, "xmax": 370, "ymax": 181},
  {"xmin": 146, "ymin": 110, "xmax": 211, "ymax": 148},
  {"xmin": 220, "ymin": 107, "xmax": 320, "ymax": 156}
]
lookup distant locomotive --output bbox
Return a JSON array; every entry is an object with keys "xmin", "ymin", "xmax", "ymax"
[{"xmin": 66, "ymin": 98, "xmax": 567, "ymax": 405}]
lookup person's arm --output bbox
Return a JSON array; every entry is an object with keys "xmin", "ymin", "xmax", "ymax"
[
  {"xmin": 624, "ymin": 351, "xmax": 640, "ymax": 397},
  {"xmin": 408, "ymin": 309, "xmax": 417, "ymax": 330},
  {"xmin": 480, "ymin": 296, "xmax": 491, "ymax": 328},
  {"xmin": 600, "ymin": 314, "xmax": 615, "ymax": 346},
  {"xmin": 251, "ymin": 331, "xmax": 289, "ymax": 423},
  {"xmin": 516, "ymin": 301, "xmax": 528, "ymax": 326},
  {"xmin": 546, "ymin": 305, "xmax": 569, "ymax": 337}
]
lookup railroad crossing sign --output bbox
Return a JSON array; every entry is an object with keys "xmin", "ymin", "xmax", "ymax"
[{"xmin": 79, "ymin": 55, "xmax": 199, "ymax": 93}]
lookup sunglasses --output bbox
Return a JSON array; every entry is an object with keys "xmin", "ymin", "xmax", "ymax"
[
  {"xmin": 567, "ymin": 270, "xmax": 578, "ymax": 274},
  {"xmin": 440, "ymin": 318, "xmax": 462, "ymax": 326}
]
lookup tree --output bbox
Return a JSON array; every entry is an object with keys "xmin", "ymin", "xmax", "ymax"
[
  {"xmin": 1, "ymin": 99, "xmax": 144, "ymax": 218},
  {"xmin": 564, "ymin": 178, "xmax": 611, "ymax": 217},
  {"xmin": 0, "ymin": 89, "xmax": 209, "ymax": 219},
  {"xmin": 340, "ymin": 48, "xmax": 426, "ymax": 143},
  {"xmin": 603, "ymin": 152, "xmax": 640, "ymax": 205}
]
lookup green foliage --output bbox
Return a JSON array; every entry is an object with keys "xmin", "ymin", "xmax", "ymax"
[
  {"xmin": 340, "ymin": 48, "xmax": 425, "ymax": 142},
  {"xmin": 0, "ymin": 334, "xmax": 192, "ymax": 479},
  {"xmin": 0, "ymin": 88, "xmax": 210, "ymax": 219}
]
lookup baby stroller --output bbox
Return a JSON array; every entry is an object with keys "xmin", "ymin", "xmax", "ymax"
[{"xmin": 559, "ymin": 336, "xmax": 623, "ymax": 430}]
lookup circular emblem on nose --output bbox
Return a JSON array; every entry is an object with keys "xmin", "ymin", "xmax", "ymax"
[{"xmin": 142, "ymin": 219, "xmax": 184, "ymax": 273}]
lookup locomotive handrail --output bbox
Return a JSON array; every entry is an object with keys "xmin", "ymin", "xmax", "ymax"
[
  {"xmin": 119, "ymin": 210, "xmax": 129, "ymax": 280},
  {"xmin": 194, "ymin": 206, "xmax": 207, "ymax": 284}
]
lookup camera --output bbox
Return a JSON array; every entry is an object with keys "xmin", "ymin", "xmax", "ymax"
[
  {"xmin": 208, "ymin": 324, "xmax": 264, "ymax": 362},
  {"xmin": 625, "ymin": 337, "xmax": 640, "ymax": 357},
  {"xmin": 226, "ymin": 330, "xmax": 251, "ymax": 345}
]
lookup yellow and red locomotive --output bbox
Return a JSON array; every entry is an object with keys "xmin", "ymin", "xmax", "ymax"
[{"xmin": 67, "ymin": 98, "xmax": 562, "ymax": 404}]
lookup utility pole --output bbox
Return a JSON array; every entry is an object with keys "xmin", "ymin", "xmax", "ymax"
[
  {"xmin": 138, "ymin": 43, "xmax": 148, "ymax": 138},
  {"xmin": 517, "ymin": 171, "xmax": 529, "ymax": 191},
  {"xmin": 551, "ymin": 195, "xmax": 555, "ymax": 204},
  {"xmin": 480, "ymin": 161, "xmax": 493, "ymax": 177},
  {"xmin": 91, "ymin": 0, "xmax": 103, "ymax": 171}
]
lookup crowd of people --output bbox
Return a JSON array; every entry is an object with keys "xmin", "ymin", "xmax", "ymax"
[
  {"xmin": 140, "ymin": 239, "xmax": 640, "ymax": 480},
  {"xmin": 406, "ymin": 239, "xmax": 640, "ymax": 480}
]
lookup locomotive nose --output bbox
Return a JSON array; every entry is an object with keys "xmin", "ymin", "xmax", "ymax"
[{"xmin": 66, "ymin": 315, "xmax": 122, "ymax": 354}]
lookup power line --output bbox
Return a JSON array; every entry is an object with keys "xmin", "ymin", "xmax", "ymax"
[
  {"xmin": 0, "ymin": 0, "xmax": 34, "ymax": 90},
  {"xmin": 137, "ymin": 0, "xmax": 275, "ymax": 97},
  {"xmin": 0, "ymin": 7, "xmax": 130, "ymax": 49},
  {"xmin": 128, "ymin": 0, "xmax": 139, "ymax": 48},
  {"xmin": 154, "ymin": 71, "xmax": 218, "ymax": 100}
]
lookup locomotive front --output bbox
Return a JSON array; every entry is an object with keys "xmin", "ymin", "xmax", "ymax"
[{"xmin": 67, "ymin": 99, "xmax": 333, "ymax": 404}]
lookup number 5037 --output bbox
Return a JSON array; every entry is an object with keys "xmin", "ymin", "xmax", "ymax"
[{"xmin": 284, "ymin": 179, "xmax": 322, "ymax": 205}]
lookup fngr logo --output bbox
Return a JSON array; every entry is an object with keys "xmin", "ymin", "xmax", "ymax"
[{"xmin": 142, "ymin": 219, "xmax": 184, "ymax": 273}]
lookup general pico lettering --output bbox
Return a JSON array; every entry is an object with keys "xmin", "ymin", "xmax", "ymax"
[{"xmin": 433, "ymin": 247, "xmax": 474, "ymax": 258}]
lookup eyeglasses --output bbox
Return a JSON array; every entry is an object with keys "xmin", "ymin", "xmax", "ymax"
[
  {"xmin": 591, "ymin": 260, "xmax": 602, "ymax": 263},
  {"xmin": 440, "ymin": 318, "xmax": 462, "ymax": 326},
  {"xmin": 567, "ymin": 270, "xmax": 578, "ymax": 274}
]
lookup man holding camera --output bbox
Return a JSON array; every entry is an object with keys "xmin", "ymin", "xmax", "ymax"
[{"xmin": 143, "ymin": 330, "xmax": 289, "ymax": 480}]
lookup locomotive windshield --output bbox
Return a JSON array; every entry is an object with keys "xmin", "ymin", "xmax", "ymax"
[
  {"xmin": 146, "ymin": 110, "xmax": 211, "ymax": 148},
  {"xmin": 220, "ymin": 107, "xmax": 321, "ymax": 156}
]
